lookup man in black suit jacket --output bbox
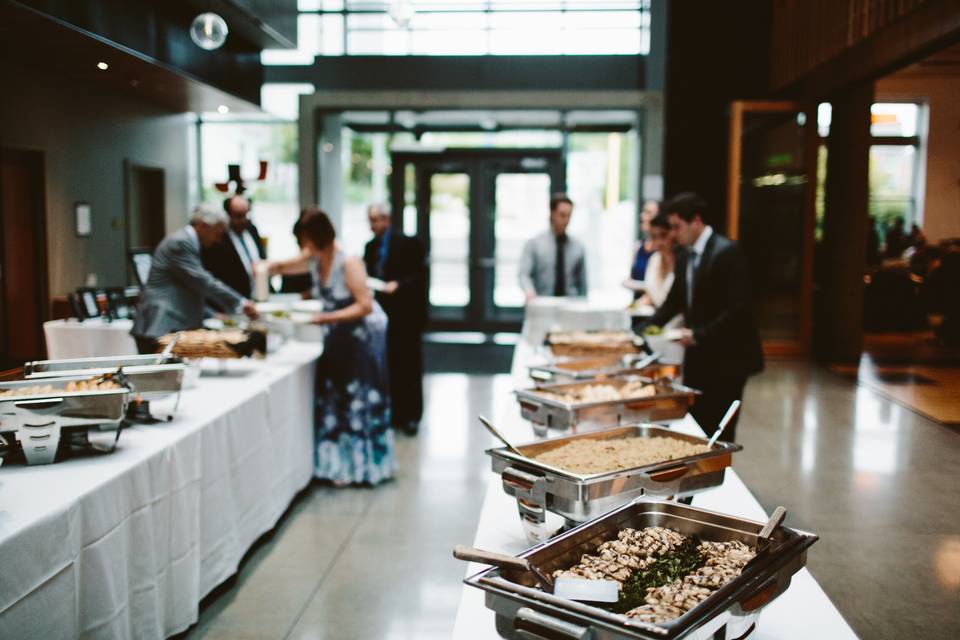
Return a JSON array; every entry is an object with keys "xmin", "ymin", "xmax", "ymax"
[
  {"xmin": 201, "ymin": 195, "xmax": 267, "ymax": 308},
  {"xmin": 643, "ymin": 193, "xmax": 764, "ymax": 441},
  {"xmin": 363, "ymin": 204, "xmax": 428, "ymax": 434}
]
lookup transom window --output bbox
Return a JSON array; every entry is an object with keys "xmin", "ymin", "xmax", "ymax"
[{"xmin": 262, "ymin": 0, "xmax": 651, "ymax": 62}]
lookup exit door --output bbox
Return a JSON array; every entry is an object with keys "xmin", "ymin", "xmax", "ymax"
[{"xmin": 391, "ymin": 149, "xmax": 565, "ymax": 331}]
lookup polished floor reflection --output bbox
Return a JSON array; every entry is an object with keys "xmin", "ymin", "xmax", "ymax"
[{"xmin": 186, "ymin": 364, "xmax": 960, "ymax": 640}]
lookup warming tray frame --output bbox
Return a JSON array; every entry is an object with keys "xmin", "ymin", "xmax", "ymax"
[
  {"xmin": 529, "ymin": 354, "xmax": 681, "ymax": 385},
  {"xmin": 0, "ymin": 376, "xmax": 130, "ymax": 464},
  {"xmin": 23, "ymin": 354, "xmax": 186, "ymax": 401},
  {"xmin": 464, "ymin": 500, "xmax": 818, "ymax": 640},
  {"xmin": 515, "ymin": 375, "xmax": 700, "ymax": 433},
  {"xmin": 487, "ymin": 424, "xmax": 741, "ymax": 540}
]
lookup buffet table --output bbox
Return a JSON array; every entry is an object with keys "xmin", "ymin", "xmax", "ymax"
[
  {"xmin": 452, "ymin": 339, "xmax": 858, "ymax": 639},
  {"xmin": 0, "ymin": 340, "xmax": 322, "ymax": 639},
  {"xmin": 43, "ymin": 319, "xmax": 139, "ymax": 360}
]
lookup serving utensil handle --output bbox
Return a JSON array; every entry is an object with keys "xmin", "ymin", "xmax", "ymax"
[
  {"xmin": 759, "ymin": 506, "xmax": 787, "ymax": 541},
  {"xmin": 453, "ymin": 545, "xmax": 530, "ymax": 572}
]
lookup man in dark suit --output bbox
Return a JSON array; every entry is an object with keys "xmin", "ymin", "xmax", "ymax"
[
  {"xmin": 363, "ymin": 204, "xmax": 428, "ymax": 435},
  {"xmin": 201, "ymin": 195, "xmax": 267, "ymax": 307},
  {"xmin": 643, "ymin": 192, "xmax": 764, "ymax": 441}
]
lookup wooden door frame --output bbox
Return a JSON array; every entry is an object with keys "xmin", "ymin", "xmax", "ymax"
[
  {"xmin": 0, "ymin": 147, "xmax": 49, "ymax": 359},
  {"xmin": 726, "ymin": 100, "xmax": 817, "ymax": 358},
  {"xmin": 123, "ymin": 159, "xmax": 166, "ymax": 267}
]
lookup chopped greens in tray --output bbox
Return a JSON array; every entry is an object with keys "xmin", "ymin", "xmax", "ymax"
[{"xmin": 552, "ymin": 526, "xmax": 756, "ymax": 624}]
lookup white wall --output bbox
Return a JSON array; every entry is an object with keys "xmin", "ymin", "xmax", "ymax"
[
  {"xmin": 2, "ymin": 64, "xmax": 192, "ymax": 295},
  {"xmin": 876, "ymin": 74, "xmax": 960, "ymax": 242}
]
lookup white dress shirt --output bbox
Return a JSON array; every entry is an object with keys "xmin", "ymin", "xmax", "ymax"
[{"xmin": 228, "ymin": 228, "xmax": 261, "ymax": 290}]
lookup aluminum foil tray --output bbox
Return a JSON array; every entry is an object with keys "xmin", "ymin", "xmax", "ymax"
[{"xmin": 465, "ymin": 500, "xmax": 817, "ymax": 640}]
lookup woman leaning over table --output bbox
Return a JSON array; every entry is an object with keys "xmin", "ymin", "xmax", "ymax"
[
  {"xmin": 639, "ymin": 211, "xmax": 682, "ymax": 330},
  {"xmin": 268, "ymin": 207, "xmax": 395, "ymax": 486}
]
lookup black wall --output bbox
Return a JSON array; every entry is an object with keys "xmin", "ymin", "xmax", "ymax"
[{"xmin": 662, "ymin": 0, "xmax": 772, "ymax": 227}]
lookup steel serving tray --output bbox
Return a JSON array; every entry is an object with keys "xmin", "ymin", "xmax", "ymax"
[
  {"xmin": 0, "ymin": 376, "xmax": 130, "ymax": 464},
  {"xmin": 515, "ymin": 375, "xmax": 699, "ymax": 433},
  {"xmin": 24, "ymin": 354, "xmax": 186, "ymax": 401},
  {"xmin": 464, "ymin": 500, "xmax": 818, "ymax": 640},
  {"xmin": 487, "ymin": 424, "xmax": 741, "ymax": 541},
  {"xmin": 545, "ymin": 331, "xmax": 645, "ymax": 359},
  {"xmin": 529, "ymin": 354, "xmax": 681, "ymax": 385}
]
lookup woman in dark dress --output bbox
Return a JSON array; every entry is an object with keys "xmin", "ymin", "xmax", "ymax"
[{"xmin": 270, "ymin": 208, "xmax": 395, "ymax": 486}]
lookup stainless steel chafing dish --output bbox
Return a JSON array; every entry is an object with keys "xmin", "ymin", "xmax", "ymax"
[
  {"xmin": 529, "ymin": 354, "xmax": 681, "ymax": 386},
  {"xmin": 0, "ymin": 376, "xmax": 130, "ymax": 465},
  {"xmin": 515, "ymin": 375, "xmax": 699, "ymax": 434},
  {"xmin": 465, "ymin": 500, "xmax": 818, "ymax": 640},
  {"xmin": 488, "ymin": 424, "xmax": 740, "ymax": 542},
  {"xmin": 545, "ymin": 330, "xmax": 645, "ymax": 359},
  {"xmin": 24, "ymin": 354, "xmax": 185, "ymax": 401}
]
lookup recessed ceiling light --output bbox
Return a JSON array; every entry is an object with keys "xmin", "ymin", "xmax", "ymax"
[
  {"xmin": 97, "ymin": 62, "xmax": 109, "ymax": 70},
  {"xmin": 217, "ymin": 105, "xmax": 229, "ymax": 114}
]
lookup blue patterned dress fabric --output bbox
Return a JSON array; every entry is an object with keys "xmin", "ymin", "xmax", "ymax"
[{"xmin": 312, "ymin": 251, "xmax": 395, "ymax": 485}]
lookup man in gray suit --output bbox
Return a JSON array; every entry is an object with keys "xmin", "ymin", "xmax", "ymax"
[
  {"xmin": 518, "ymin": 193, "xmax": 587, "ymax": 301},
  {"xmin": 132, "ymin": 203, "xmax": 258, "ymax": 353}
]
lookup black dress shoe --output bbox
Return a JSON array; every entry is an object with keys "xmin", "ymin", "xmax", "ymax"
[{"xmin": 403, "ymin": 421, "xmax": 419, "ymax": 435}]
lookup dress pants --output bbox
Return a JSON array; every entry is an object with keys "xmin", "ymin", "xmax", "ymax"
[
  {"xmin": 386, "ymin": 319, "xmax": 424, "ymax": 427},
  {"xmin": 683, "ymin": 368, "xmax": 746, "ymax": 443}
]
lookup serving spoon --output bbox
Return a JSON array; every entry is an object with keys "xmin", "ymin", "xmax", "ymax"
[
  {"xmin": 706, "ymin": 400, "xmax": 741, "ymax": 448},
  {"xmin": 478, "ymin": 415, "xmax": 526, "ymax": 458}
]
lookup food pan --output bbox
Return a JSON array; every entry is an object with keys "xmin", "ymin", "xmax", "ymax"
[
  {"xmin": 545, "ymin": 331, "xmax": 645, "ymax": 358},
  {"xmin": 529, "ymin": 353, "xmax": 680, "ymax": 385},
  {"xmin": 465, "ymin": 500, "xmax": 817, "ymax": 640},
  {"xmin": 515, "ymin": 375, "xmax": 699, "ymax": 433},
  {"xmin": 24, "ymin": 354, "xmax": 185, "ymax": 401},
  {"xmin": 488, "ymin": 424, "xmax": 740, "ymax": 541}
]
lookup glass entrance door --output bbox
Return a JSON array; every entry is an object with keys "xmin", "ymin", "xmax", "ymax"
[{"xmin": 391, "ymin": 149, "xmax": 564, "ymax": 330}]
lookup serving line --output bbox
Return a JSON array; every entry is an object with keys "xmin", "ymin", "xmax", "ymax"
[
  {"xmin": 451, "ymin": 339, "xmax": 858, "ymax": 639},
  {"xmin": 0, "ymin": 340, "xmax": 322, "ymax": 640}
]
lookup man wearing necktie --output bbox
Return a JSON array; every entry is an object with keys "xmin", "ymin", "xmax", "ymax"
[
  {"xmin": 641, "ymin": 193, "xmax": 764, "ymax": 442},
  {"xmin": 201, "ymin": 195, "xmax": 268, "ymax": 309},
  {"xmin": 363, "ymin": 204, "xmax": 428, "ymax": 435},
  {"xmin": 519, "ymin": 193, "xmax": 587, "ymax": 301}
]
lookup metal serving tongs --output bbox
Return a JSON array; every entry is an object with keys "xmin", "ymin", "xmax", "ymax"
[
  {"xmin": 744, "ymin": 506, "xmax": 788, "ymax": 571},
  {"xmin": 478, "ymin": 415, "xmax": 525, "ymax": 458},
  {"xmin": 453, "ymin": 545, "xmax": 619, "ymax": 603},
  {"xmin": 157, "ymin": 332, "xmax": 182, "ymax": 363},
  {"xmin": 707, "ymin": 400, "xmax": 741, "ymax": 448}
]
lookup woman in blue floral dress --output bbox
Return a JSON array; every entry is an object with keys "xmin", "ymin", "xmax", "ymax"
[{"xmin": 271, "ymin": 208, "xmax": 395, "ymax": 485}]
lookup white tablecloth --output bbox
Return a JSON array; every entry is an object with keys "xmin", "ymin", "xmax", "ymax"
[
  {"xmin": 0, "ymin": 340, "xmax": 322, "ymax": 639},
  {"xmin": 43, "ymin": 319, "xmax": 138, "ymax": 360},
  {"xmin": 451, "ymin": 338, "xmax": 858, "ymax": 639}
]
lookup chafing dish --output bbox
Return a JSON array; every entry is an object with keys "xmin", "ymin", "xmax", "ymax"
[
  {"xmin": 24, "ymin": 354, "xmax": 185, "ymax": 401},
  {"xmin": 545, "ymin": 331, "xmax": 645, "ymax": 358},
  {"xmin": 488, "ymin": 424, "xmax": 740, "ymax": 542},
  {"xmin": 529, "ymin": 354, "xmax": 681, "ymax": 385},
  {"xmin": 515, "ymin": 375, "xmax": 699, "ymax": 434},
  {"xmin": 465, "ymin": 500, "xmax": 818, "ymax": 640},
  {"xmin": 0, "ymin": 376, "xmax": 130, "ymax": 464}
]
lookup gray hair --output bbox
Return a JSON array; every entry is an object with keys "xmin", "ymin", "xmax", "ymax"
[
  {"xmin": 190, "ymin": 202, "xmax": 228, "ymax": 226},
  {"xmin": 367, "ymin": 203, "xmax": 391, "ymax": 218}
]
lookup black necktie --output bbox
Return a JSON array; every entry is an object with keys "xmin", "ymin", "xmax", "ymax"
[{"xmin": 554, "ymin": 234, "xmax": 567, "ymax": 297}]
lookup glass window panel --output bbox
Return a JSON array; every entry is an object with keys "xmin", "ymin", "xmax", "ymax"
[
  {"xmin": 429, "ymin": 174, "xmax": 471, "ymax": 307},
  {"xmin": 489, "ymin": 11, "xmax": 562, "ymax": 29},
  {"xmin": 411, "ymin": 29, "xmax": 487, "ymax": 55},
  {"xmin": 348, "ymin": 29, "xmax": 410, "ymax": 55},
  {"xmin": 561, "ymin": 11, "xmax": 641, "ymax": 28},
  {"xmin": 347, "ymin": 13, "xmax": 396, "ymax": 30},
  {"xmin": 562, "ymin": 28, "xmax": 640, "ymax": 54},
  {"xmin": 260, "ymin": 83, "xmax": 314, "ymax": 120},
  {"xmin": 260, "ymin": 14, "xmax": 320, "ymax": 65},
  {"xmin": 200, "ymin": 122, "xmax": 300, "ymax": 262},
  {"xmin": 298, "ymin": 0, "xmax": 322, "ymax": 9},
  {"xmin": 489, "ymin": 28, "xmax": 563, "ymax": 54},
  {"xmin": 870, "ymin": 145, "xmax": 916, "ymax": 197},
  {"xmin": 320, "ymin": 14, "xmax": 345, "ymax": 55},
  {"xmin": 413, "ymin": 11, "xmax": 488, "ymax": 29},
  {"xmin": 322, "ymin": 0, "xmax": 345, "ymax": 9},
  {"xmin": 871, "ymin": 103, "xmax": 919, "ymax": 137},
  {"xmin": 494, "ymin": 173, "xmax": 551, "ymax": 308}
]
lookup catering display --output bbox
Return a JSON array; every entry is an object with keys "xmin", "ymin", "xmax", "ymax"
[
  {"xmin": 156, "ymin": 328, "xmax": 266, "ymax": 359},
  {"xmin": 24, "ymin": 353, "xmax": 188, "ymax": 422},
  {"xmin": 545, "ymin": 330, "xmax": 644, "ymax": 358},
  {"xmin": 515, "ymin": 375, "xmax": 699, "ymax": 433},
  {"xmin": 462, "ymin": 500, "xmax": 817, "ymax": 640},
  {"xmin": 529, "ymin": 353, "xmax": 680, "ymax": 385},
  {"xmin": 0, "ymin": 374, "xmax": 130, "ymax": 464},
  {"xmin": 487, "ymin": 424, "xmax": 740, "ymax": 541}
]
